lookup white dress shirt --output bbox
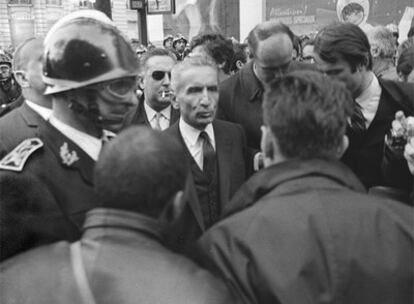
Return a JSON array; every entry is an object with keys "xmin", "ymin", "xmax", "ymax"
[
  {"xmin": 26, "ymin": 100, "xmax": 52, "ymax": 121},
  {"xmin": 179, "ymin": 117, "xmax": 215, "ymax": 170},
  {"xmin": 49, "ymin": 116, "xmax": 115, "ymax": 161},
  {"xmin": 144, "ymin": 102, "xmax": 171, "ymax": 131},
  {"xmin": 356, "ymin": 73, "xmax": 382, "ymax": 129}
]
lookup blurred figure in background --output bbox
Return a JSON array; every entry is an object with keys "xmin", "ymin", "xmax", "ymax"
[
  {"xmin": 396, "ymin": 42, "xmax": 414, "ymax": 83},
  {"xmin": 173, "ymin": 34, "xmax": 188, "ymax": 61},
  {"xmin": 301, "ymin": 39, "xmax": 315, "ymax": 64},
  {"xmin": 190, "ymin": 32, "xmax": 234, "ymax": 82},
  {"xmin": 0, "ymin": 53, "xmax": 22, "ymax": 116},
  {"xmin": 367, "ymin": 26, "xmax": 398, "ymax": 81}
]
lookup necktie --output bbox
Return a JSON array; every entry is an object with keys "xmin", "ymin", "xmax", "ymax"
[
  {"xmin": 154, "ymin": 112, "xmax": 162, "ymax": 130},
  {"xmin": 199, "ymin": 131, "xmax": 216, "ymax": 180},
  {"xmin": 350, "ymin": 101, "xmax": 366, "ymax": 133}
]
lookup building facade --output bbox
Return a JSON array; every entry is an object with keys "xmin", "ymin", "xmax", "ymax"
[{"xmin": 0, "ymin": 0, "xmax": 141, "ymax": 48}]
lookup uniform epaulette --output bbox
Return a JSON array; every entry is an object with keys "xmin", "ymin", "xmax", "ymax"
[{"xmin": 0, "ymin": 138, "xmax": 43, "ymax": 172}]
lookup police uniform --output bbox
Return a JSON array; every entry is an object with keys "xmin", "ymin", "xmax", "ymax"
[{"xmin": 0, "ymin": 120, "xmax": 96, "ymax": 261}]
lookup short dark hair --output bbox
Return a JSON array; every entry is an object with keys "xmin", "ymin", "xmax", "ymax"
[
  {"xmin": 342, "ymin": 3, "xmax": 364, "ymax": 20},
  {"xmin": 314, "ymin": 22, "xmax": 372, "ymax": 72},
  {"xmin": 247, "ymin": 21, "xmax": 295, "ymax": 58},
  {"xmin": 397, "ymin": 43, "xmax": 414, "ymax": 81},
  {"xmin": 230, "ymin": 43, "xmax": 248, "ymax": 72},
  {"xmin": 94, "ymin": 127, "xmax": 188, "ymax": 218},
  {"xmin": 190, "ymin": 33, "xmax": 234, "ymax": 74},
  {"xmin": 141, "ymin": 47, "xmax": 177, "ymax": 69},
  {"xmin": 263, "ymin": 70, "xmax": 353, "ymax": 159}
]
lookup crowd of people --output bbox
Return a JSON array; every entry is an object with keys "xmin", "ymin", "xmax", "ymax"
[{"xmin": 0, "ymin": 8, "xmax": 413, "ymax": 304}]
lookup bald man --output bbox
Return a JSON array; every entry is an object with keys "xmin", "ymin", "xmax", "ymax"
[
  {"xmin": 217, "ymin": 21, "xmax": 315, "ymax": 151},
  {"xmin": 0, "ymin": 38, "xmax": 52, "ymax": 158}
]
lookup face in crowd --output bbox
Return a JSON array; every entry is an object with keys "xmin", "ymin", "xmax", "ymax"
[
  {"xmin": 175, "ymin": 39, "xmax": 186, "ymax": 53},
  {"xmin": 313, "ymin": 54, "xmax": 365, "ymax": 99},
  {"xmin": 254, "ymin": 33, "xmax": 293, "ymax": 85},
  {"xmin": 0, "ymin": 64, "xmax": 11, "ymax": 81},
  {"xmin": 175, "ymin": 64, "xmax": 219, "ymax": 130},
  {"xmin": 142, "ymin": 55, "xmax": 176, "ymax": 111}
]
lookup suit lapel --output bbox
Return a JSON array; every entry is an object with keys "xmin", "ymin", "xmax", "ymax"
[
  {"xmin": 39, "ymin": 121, "xmax": 95, "ymax": 185},
  {"xmin": 170, "ymin": 107, "xmax": 180, "ymax": 126},
  {"xmin": 213, "ymin": 121, "xmax": 232, "ymax": 206},
  {"xmin": 169, "ymin": 122, "xmax": 206, "ymax": 231}
]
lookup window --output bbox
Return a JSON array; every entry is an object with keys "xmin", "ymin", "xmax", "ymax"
[
  {"xmin": 46, "ymin": 0, "xmax": 62, "ymax": 5},
  {"xmin": 8, "ymin": 0, "xmax": 32, "ymax": 4}
]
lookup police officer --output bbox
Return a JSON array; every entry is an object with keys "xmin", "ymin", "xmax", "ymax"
[
  {"xmin": 0, "ymin": 53, "xmax": 23, "ymax": 116},
  {"xmin": 0, "ymin": 10, "xmax": 139, "ymax": 261}
]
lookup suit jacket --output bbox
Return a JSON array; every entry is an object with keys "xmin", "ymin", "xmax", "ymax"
[
  {"xmin": 218, "ymin": 60, "xmax": 316, "ymax": 150},
  {"xmin": 342, "ymin": 79, "xmax": 414, "ymax": 189},
  {"xmin": 0, "ymin": 208, "xmax": 235, "ymax": 304},
  {"xmin": 165, "ymin": 119, "xmax": 249, "ymax": 251},
  {"xmin": 123, "ymin": 97, "xmax": 180, "ymax": 129},
  {"xmin": 0, "ymin": 120, "xmax": 96, "ymax": 261},
  {"xmin": 0, "ymin": 102, "xmax": 45, "ymax": 158}
]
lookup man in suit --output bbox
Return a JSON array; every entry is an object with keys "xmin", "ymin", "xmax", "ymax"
[
  {"xmin": 0, "ymin": 38, "xmax": 52, "ymax": 159},
  {"xmin": 218, "ymin": 21, "xmax": 315, "ymax": 150},
  {"xmin": 165, "ymin": 55, "xmax": 249, "ymax": 247},
  {"xmin": 0, "ymin": 10, "xmax": 138, "ymax": 261},
  {"xmin": 124, "ymin": 48, "xmax": 179, "ymax": 130},
  {"xmin": 1, "ymin": 127, "xmax": 235, "ymax": 303},
  {"xmin": 313, "ymin": 22, "xmax": 413, "ymax": 192}
]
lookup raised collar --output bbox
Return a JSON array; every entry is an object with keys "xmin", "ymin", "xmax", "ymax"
[
  {"xmin": 82, "ymin": 208, "xmax": 164, "ymax": 242},
  {"xmin": 223, "ymin": 158, "xmax": 365, "ymax": 218},
  {"xmin": 239, "ymin": 61, "xmax": 263, "ymax": 103},
  {"xmin": 25, "ymin": 100, "xmax": 52, "ymax": 121}
]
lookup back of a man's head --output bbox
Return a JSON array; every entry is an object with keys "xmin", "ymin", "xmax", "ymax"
[
  {"xmin": 94, "ymin": 127, "xmax": 187, "ymax": 218},
  {"xmin": 314, "ymin": 22, "xmax": 372, "ymax": 72},
  {"xmin": 247, "ymin": 21, "xmax": 295, "ymax": 58},
  {"xmin": 366, "ymin": 26, "xmax": 396, "ymax": 59},
  {"xmin": 13, "ymin": 38, "xmax": 43, "ymax": 71},
  {"xmin": 263, "ymin": 70, "xmax": 353, "ymax": 159}
]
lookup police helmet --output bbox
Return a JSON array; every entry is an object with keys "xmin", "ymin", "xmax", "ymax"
[{"xmin": 43, "ymin": 10, "xmax": 139, "ymax": 95}]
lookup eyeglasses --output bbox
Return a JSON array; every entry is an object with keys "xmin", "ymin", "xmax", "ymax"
[
  {"xmin": 91, "ymin": 77, "xmax": 137, "ymax": 97},
  {"xmin": 151, "ymin": 70, "xmax": 171, "ymax": 81}
]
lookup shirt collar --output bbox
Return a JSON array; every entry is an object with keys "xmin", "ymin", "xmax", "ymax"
[
  {"xmin": 356, "ymin": 73, "xmax": 381, "ymax": 107},
  {"xmin": 49, "ymin": 115, "xmax": 102, "ymax": 161},
  {"xmin": 25, "ymin": 99, "xmax": 52, "ymax": 120},
  {"xmin": 144, "ymin": 101, "xmax": 171, "ymax": 121},
  {"xmin": 179, "ymin": 117, "xmax": 215, "ymax": 148}
]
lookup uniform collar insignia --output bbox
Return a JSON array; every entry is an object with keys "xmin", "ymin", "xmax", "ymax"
[
  {"xmin": 0, "ymin": 138, "xmax": 43, "ymax": 172},
  {"xmin": 60, "ymin": 142, "xmax": 79, "ymax": 166}
]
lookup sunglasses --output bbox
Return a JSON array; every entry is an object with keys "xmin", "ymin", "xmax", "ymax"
[{"xmin": 151, "ymin": 70, "xmax": 171, "ymax": 81}]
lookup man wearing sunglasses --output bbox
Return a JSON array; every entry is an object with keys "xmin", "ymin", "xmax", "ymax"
[
  {"xmin": 0, "ymin": 10, "xmax": 139, "ymax": 260},
  {"xmin": 125, "ymin": 48, "xmax": 179, "ymax": 131}
]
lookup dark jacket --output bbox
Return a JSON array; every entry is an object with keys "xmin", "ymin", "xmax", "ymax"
[
  {"xmin": 198, "ymin": 159, "xmax": 414, "ymax": 304},
  {"xmin": 123, "ymin": 95, "xmax": 180, "ymax": 129},
  {"xmin": 0, "ymin": 208, "xmax": 236, "ymax": 304},
  {"xmin": 0, "ymin": 120, "xmax": 96, "ymax": 261},
  {"xmin": 165, "ymin": 119, "xmax": 249, "ymax": 250},
  {"xmin": 0, "ymin": 102, "xmax": 45, "ymax": 158},
  {"xmin": 217, "ymin": 60, "xmax": 316, "ymax": 150},
  {"xmin": 342, "ymin": 79, "xmax": 414, "ymax": 189}
]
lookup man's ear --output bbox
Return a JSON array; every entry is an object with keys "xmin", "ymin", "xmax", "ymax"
[
  {"xmin": 371, "ymin": 46, "xmax": 380, "ymax": 58},
  {"xmin": 13, "ymin": 71, "xmax": 30, "ymax": 88},
  {"xmin": 336, "ymin": 135, "xmax": 349, "ymax": 158},
  {"xmin": 236, "ymin": 60, "xmax": 244, "ymax": 70},
  {"xmin": 158, "ymin": 191, "xmax": 185, "ymax": 223}
]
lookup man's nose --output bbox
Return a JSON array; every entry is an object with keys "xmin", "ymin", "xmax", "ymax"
[{"xmin": 161, "ymin": 72, "xmax": 171, "ymax": 85}]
